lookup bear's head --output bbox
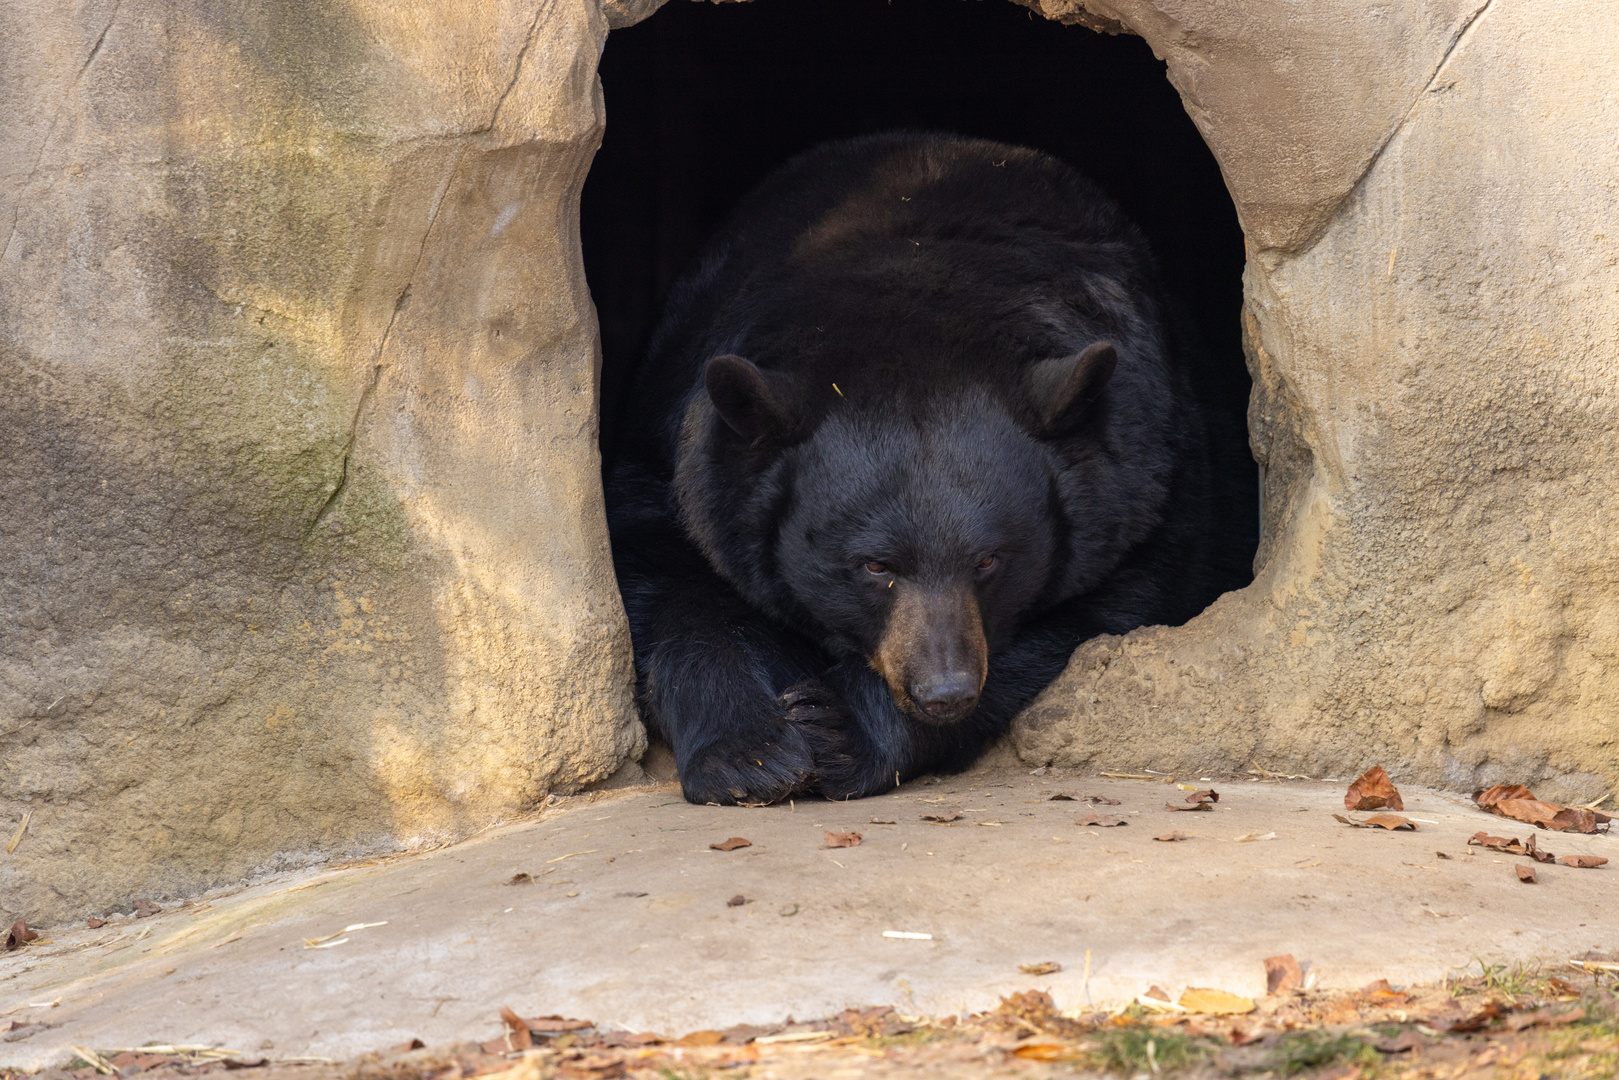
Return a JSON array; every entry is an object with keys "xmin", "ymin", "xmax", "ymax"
[{"xmin": 686, "ymin": 343, "xmax": 1121, "ymax": 724}]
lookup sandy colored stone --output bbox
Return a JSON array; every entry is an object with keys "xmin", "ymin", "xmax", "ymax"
[
  {"xmin": 0, "ymin": 0, "xmax": 642, "ymax": 926},
  {"xmin": 7, "ymin": 0, "xmax": 1619, "ymax": 926},
  {"xmin": 1014, "ymin": 0, "xmax": 1619, "ymax": 801}
]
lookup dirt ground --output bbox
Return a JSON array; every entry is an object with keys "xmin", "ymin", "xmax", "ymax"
[
  {"xmin": 3, "ymin": 763, "xmax": 1616, "ymax": 1077},
  {"xmin": 9, "ymin": 967, "xmax": 1619, "ymax": 1079}
]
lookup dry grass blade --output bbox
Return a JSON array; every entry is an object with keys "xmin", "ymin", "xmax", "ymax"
[{"xmin": 5, "ymin": 810, "xmax": 31, "ymax": 854}]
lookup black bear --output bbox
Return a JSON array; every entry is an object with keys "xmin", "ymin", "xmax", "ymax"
[{"xmin": 604, "ymin": 132, "xmax": 1253, "ymax": 805}]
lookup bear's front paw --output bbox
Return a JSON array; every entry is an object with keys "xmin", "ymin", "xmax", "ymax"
[{"xmin": 677, "ymin": 711, "xmax": 817, "ymax": 805}]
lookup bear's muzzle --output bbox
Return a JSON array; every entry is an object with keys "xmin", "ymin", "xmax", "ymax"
[{"xmin": 872, "ymin": 582, "xmax": 989, "ymax": 725}]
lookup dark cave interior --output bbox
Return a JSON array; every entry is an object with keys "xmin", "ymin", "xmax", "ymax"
[{"xmin": 583, "ymin": 0, "xmax": 1255, "ymax": 556}]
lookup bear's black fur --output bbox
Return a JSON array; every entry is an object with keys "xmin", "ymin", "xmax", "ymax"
[{"xmin": 604, "ymin": 132, "xmax": 1253, "ymax": 805}]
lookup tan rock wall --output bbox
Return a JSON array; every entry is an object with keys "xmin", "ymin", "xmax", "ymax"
[
  {"xmin": 1014, "ymin": 0, "xmax": 1619, "ymax": 803},
  {"xmin": 6, "ymin": 0, "xmax": 1616, "ymax": 924},
  {"xmin": 1, "ymin": 0, "xmax": 642, "ymax": 924}
]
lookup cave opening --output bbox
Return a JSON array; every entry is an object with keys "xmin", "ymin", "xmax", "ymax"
[{"xmin": 583, "ymin": 0, "xmax": 1257, "ymax": 580}]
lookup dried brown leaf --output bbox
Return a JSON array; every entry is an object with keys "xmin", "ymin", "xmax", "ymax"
[
  {"xmin": 1264, "ymin": 954, "xmax": 1303, "ymax": 995},
  {"xmin": 1166, "ymin": 801, "xmax": 1213, "ymax": 812},
  {"xmin": 86, "ymin": 917, "xmax": 106, "ymax": 929},
  {"xmin": 132, "ymin": 898, "xmax": 160, "ymax": 918},
  {"xmin": 1335, "ymin": 813, "xmax": 1415, "ymax": 830},
  {"xmin": 1178, "ymin": 987, "xmax": 1255, "ymax": 1015},
  {"xmin": 1344, "ymin": 765, "xmax": 1404, "ymax": 811},
  {"xmin": 726, "ymin": 894, "xmax": 747, "ymax": 907},
  {"xmin": 528, "ymin": 1016, "xmax": 595, "ymax": 1034},
  {"xmin": 1474, "ymin": 783, "xmax": 1613, "ymax": 833},
  {"xmin": 1558, "ymin": 854, "xmax": 1609, "ymax": 868},
  {"xmin": 1047, "ymin": 793, "xmax": 1078, "ymax": 801},
  {"xmin": 497, "ymin": 1006, "xmax": 534, "ymax": 1052},
  {"xmin": 824, "ymin": 831, "xmax": 862, "ymax": 847},
  {"xmin": 1143, "ymin": 985, "xmax": 1172, "ymax": 1003},
  {"xmin": 1086, "ymin": 795, "xmax": 1122, "ymax": 805},
  {"xmin": 1019, "ymin": 961, "xmax": 1062, "ymax": 975},
  {"xmin": 3, "ymin": 919, "xmax": 37, "ymax": 951},
  {"xmin": 1186, "ymin": 788, "xmax": 1220, "ymax": 804},
  {"xmin": 507, "ymin": 872, "xmax": 532, "ymax": 885},
  {"xmin": 1076, "ymin": 815, "xmax": 1127, "ymax": 827},
  {"xmin": 868, "ymin": 818, "xmax": 896, "ymax": 825},
  {"xmin": 710, "ymin": 837, "xmax": 752, "ymax": 851},
  {"xmin": 675, "ymin": 1030, "xmax": 725, "ymax": 1047},
  {"xmin": 1515, "ymin": 863, "xmax": 1538, "ymax": 883},
  {"xmin": 921, "ymin": 812, "xmax": 961, "ymax": 823},
  {"xmin": 1365, "ymin": 813, "xmax": 1416, "ymax": 830},
  {"xmin": 1154, "ymin": 831, "xmax": 1187, "ymax": 842}
]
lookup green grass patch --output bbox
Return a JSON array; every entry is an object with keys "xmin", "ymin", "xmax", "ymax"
[
  {"xmin": 1270, "ymin": 1031, "xmax": 1377, "ymax": 1077},
  {"xmin": 1092, "ymin": 1027, "xmax": 1205, "ymax": 1074}
]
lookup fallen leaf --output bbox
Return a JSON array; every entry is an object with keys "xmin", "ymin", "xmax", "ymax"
[
  {"xmin": 1475, "ymin": 784, "xmax": 1612, "ymax": 833},
  {"xmin": 1265, "ymin": 954, "xmax": 1303, "ymax": 995},
  {"xmin": 1515, "ymin": 863, "xmax": 1538, "ymax": 883},
  {"xmin": 868, "ymin": 818, "xmax": 896, "ymax": 825},
  {"xmin": 675, "ymin": 1030, "xmax": 725, "ymax": 1047},
  {"xmin": 1468, "ymin": 831, "xmax": 1518, "ymax": 851},
  {"xmin": 498, "ymin": 1006, "xmax": 534, "ymax": 1051},
  {"xmin": 710, "ymin": 837, "xmax": 752, "ymax": 851},
  {"xmin": 1166, "ymin": 801, "xmax": 1214, "ymax": 812},
  {"xmin": 1436, "ymin": 851, "xmax": 1452, "ymax": 860},
  {"xmin": 1558, "ymin": 854, "xmax": 1608, "ymax": 868},
  {"xmin": 1143, "ymin": 985, "xmax": 1172, "ymax": 1003},
  {"xmin": 1048, "ymin": 793, "xmax": 1078, "ymax": 801},
  {"xmin": 1012, "ymin": 1044, "xmax": 1069, "ymax": 1061},
  {"xmin": 87, "ymin": 917, "xmax": 106, "ymax": 929},
  {"xmin": 4, "ymin": 919, "xmax": 37, "ymax": 951},
  {"xmin": 1186, "ymin": 789, "xmax": 1220, "ymax": 804},
  {"xmin": 527, "ymin": 1016, "xmax": 595, "ymax": 1034},
  {"xmin": 1154, "ymin": 831, "xmax": 1187, "ymax": 842},
  {"xmin": 132, "ymin": 898, "xmax": 161, "ymax": 918},
  {"xmin": 824, "ymin": 831, "xmax": 862, "ymax": 848},
  {"xmin": 507, "ymin": 872, "xmax": 532, "ymax": 885},
  {"xmin": 921, "ymin": 812, "xmax": 961, "ymax": 824},
  {"xmin": 1344, "ymin": 766, "xmax": 1404, "ymax": 812},
  {"xmin": 727, "ymin": 894, "xmax": 746, "ymax": 907},
  {"xmin": 1019, "ymin": 961, "xmax": 1062, "ymax": 975},
  {"xmin": 1365, "ymin": 814, "xmax": 1416, "ymax": 830},
  {"xmin": 1507, "ymin": 1006, "xmax": 1585, "ymax": 1030},
  {"xmin": 1234, "ymin": 831, "xmax": 1276, "ymax": 843},
  {"xmin": 1178, "ymin": 987, "xmax": 1255, "ymax": 1015},
  {"xmin": 393, "ymin": 1039, "xmax": 426, "ymax": 1052},
  {"xmin": 1076, "ymin": 815, "xmax": 1127, "ymax": 827},
  {"xmin": 1086, "ymin": 795, "xmax": 1122, "ymax": 805},
  {"xmin": 1334, "ymin": 813, "xmax": 1416, "ymax": 830},
  {"xmin": 1443, "ymin": 1001, "xmax": 1505, "ymax": 1032}
]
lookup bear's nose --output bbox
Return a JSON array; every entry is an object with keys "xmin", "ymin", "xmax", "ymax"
[{"xmin": 911, "ymin": 673, "xmax": 979, "ymax": 722}]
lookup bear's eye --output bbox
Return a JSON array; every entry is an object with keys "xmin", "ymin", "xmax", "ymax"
[
  {"xmin": 976, "ymin": 554, "xmax": 998, "ymax": 572},
  {"xmin": 864, "ymin": 561, "xmax": 889, "ymax": 576}
]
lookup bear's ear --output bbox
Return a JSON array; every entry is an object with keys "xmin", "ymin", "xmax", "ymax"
[
  {"xmin": 704, "ymin": 354, "xmax": 797, "ymax": 444},
  {"xmin": 1028, "ymin": 341, "xmax": 1117, "ymax": 436}
]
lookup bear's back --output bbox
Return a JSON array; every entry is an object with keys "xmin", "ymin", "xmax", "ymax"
[{"xmin": 615, "ymin": 132, "xmax": 1169, "ymax": 465}]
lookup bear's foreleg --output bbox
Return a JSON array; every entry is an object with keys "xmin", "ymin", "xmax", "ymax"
[{"xmin": 618, "ymin": 542, "xmax": 843, "ymax": 804}]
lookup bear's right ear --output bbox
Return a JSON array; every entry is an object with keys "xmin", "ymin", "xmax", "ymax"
[
  {"xmin": 1027, "ymin": 341, "xmax": 1118, "ymax": 436},
  {"xmin": 704, "ymin": 354, "xmax": 797, "ymax": 445}
]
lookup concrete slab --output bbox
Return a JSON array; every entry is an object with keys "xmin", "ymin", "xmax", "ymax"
[{"xmin": 3, "ymin": 768, "xmax": 1615, "ymax": 1069}]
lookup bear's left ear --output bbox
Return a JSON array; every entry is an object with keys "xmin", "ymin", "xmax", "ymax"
[
  {"xmin": 705, "ymin": 354, "xmax": 798, "ymax": 445},
  {"xmin": 1027, "ymin": 341, "xmax": 1117, "ymax": 436}
]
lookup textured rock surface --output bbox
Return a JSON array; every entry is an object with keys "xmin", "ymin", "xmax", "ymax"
[
  {"xmin": 1, "ymin": 0, "xmax": 642, "ymax": 924},
  {"xmin": 1013, "ymin": 0, "xmax": 1619, "ymax": 802},
  {"xmin": 7, "ymin": 0, "xmax": 1617, "ymax": 926}
]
